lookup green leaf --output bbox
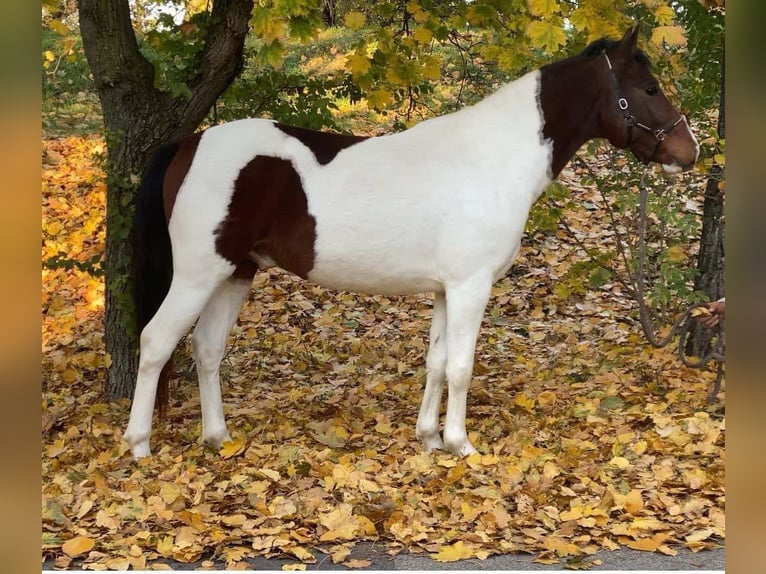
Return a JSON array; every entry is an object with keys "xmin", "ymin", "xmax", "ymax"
[{"xmin": 258, "ymin": 41, "xmax": 286, "ymax": 69}]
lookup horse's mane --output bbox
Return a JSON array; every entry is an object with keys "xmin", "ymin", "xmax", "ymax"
[{"xmin": 580, "ymin": 37, "xmax": 651, "ymax": 68}]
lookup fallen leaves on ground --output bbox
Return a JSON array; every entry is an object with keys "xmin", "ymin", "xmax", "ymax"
[{"xmin": 42, "ymin": 137, "xmax": 724, "ymax": 569}]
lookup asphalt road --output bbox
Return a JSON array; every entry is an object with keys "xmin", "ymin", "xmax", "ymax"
[
  {"xmin": 44, "ymin": 542, "xmax": 725, "ymax": 571},
  {"xmin": 236, "ymin": 542, "xmax": 725, "ymax": 571}
]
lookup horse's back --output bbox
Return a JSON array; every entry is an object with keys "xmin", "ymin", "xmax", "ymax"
[{"xmin": 166, "ymin": 82, "xmax": 551, "ymax": 293}]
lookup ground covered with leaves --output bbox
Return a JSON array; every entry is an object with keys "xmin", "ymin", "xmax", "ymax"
[{"xmin": 42, "ymin": 136, "xmax": 724, "ymax": 570}]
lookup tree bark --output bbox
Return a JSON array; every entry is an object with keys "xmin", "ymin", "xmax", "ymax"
[
  {"xmin": 687, "ymin": 57, "xmax": 725, "ymax": 358},
  {"xmin": 77, "ymin": 0, "xmax": 254, "ymax": 398},
  {"xmin": 322, "ymin": 0, "xmax": 336, "ymax": 27}
]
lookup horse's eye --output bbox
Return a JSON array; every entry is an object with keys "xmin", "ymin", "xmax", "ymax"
[{"xmin": 646, "ymin": 86, "xmax": 659, "ymax": 96}]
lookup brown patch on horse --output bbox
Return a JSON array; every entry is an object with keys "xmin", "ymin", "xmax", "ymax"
[
  {"xmin": 215, "ymin": 156, "xmax": 317, "ymax": 279},
  {"xmin": 276, "ymin": 123, "xmax": 368, "ymax": 165},
  {"xmin": 539, "ymin": 55, "xmax": 604, "ymax": 178},
  {"xmin": 162, "ymin": 131, "xmax": 204, "ymax": 222}
]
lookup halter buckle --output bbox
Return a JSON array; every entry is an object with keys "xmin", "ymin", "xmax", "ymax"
[
  {"xmin": 654, "ymin": 128, "xmax": 668, "ymax": 142},
  {"xmin": 618, "ymin": 98, "xmax": 629, "ymax": 111},
  {"xmin": 624, "ymin": 114, "xmax": 637, "ymax": 127}
]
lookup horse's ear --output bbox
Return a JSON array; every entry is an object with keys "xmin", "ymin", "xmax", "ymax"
[{"xmin": 619, "ymin": 25, "xmax": 640, "ymax": 54}]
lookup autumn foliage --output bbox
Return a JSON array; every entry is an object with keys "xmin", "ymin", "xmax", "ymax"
[{"xmin": 42, "ymin": 136, "xmax": 723, "ymax": 569}]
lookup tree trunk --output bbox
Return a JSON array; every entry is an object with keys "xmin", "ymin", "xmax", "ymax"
[
  {"xmin": 687, "ymin": 57, "xmax": 725, "ymax": 358},
  {"xmin": 78, "ymin": 0, "xmax": 254, "ymax": 399},
  {"xmin": 322, "ymin": 0, "xmax": 336, "ymax": 27}
]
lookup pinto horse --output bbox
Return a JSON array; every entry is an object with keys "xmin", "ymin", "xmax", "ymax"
[{"xmin": 123, "ymin": 28, "xmax": 698, "ymax": 459}]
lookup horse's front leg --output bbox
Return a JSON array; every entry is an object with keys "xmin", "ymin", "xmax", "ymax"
[
  {"xmin": 416, "ymin": 291, "xmax": 447, "ymax": 451},
  {"xmin": 442, "ymin": 276, "xmax": 492, "ymax": 456}
]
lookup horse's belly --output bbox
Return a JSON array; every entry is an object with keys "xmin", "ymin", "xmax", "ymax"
[{"xmin": 308, "ymin": 241, "xmax": 443, "ymax": 295}]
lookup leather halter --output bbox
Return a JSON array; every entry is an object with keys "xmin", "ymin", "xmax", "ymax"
[{"xmin": 604, "ymin": 53, "xmax": 684, "ymax": 164}]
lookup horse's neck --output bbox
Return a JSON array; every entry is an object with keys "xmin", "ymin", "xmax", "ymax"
[{"xmin": 538, "ymin": 56, "xmax": 605, "ymax": 178}]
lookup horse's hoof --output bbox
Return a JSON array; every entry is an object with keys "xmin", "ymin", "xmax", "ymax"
[
  {"xmin": 203, "ymin": 432, "xmax": 231, "ymax": 451},
  {"xmin": 421, "ymin": 436, "xmax": 445, "ymax": 452},
  {"xmin": 444, "ymin": 436, "xmax": 476, "ymax": 457}
]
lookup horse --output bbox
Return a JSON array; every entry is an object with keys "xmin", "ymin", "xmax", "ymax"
[{"xmin": 123, "ymin": 27, "xmax": 699, "ymax": 459}]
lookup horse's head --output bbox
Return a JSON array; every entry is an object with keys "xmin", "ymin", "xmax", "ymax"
[{"xmin": 598, "ymin": 27, "xmax": 699, "ymax": 173}]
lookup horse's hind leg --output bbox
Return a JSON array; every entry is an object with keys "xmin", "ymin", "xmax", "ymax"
[
  {"xmin": 416, "ymin": 291, "xmax": 448, "ymax": 451},
  {"xmin": 191, "ymin": 276, "xmax": 252, "ymax": 450},
  {"xmin": 123, "ymin": 270, "xmax": 230, "ymax": 458}
]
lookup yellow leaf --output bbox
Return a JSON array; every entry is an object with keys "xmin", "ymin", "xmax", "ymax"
[
  {"xmin": 359, "ymin": 478, "xmax": 381, "ymax": 493},
  {"xmin": 356, "ymin": 514, "xmax": 377, "ymax": 536},
  {"xmin": 44, "ymin": 50, "xmax": 56, "ymax": 62},
  {"xmin": 344, "ymin": 559, "xmax": 372, "ymax": 568},
  {"xmin": 543, "ymin": 535, "xmax": 580, "ymax": 556},
  {"xmin": 666, "ymin": 244, "xmax": 687, "ymax": 263},
  {"xmin": 431, "ymin": 540, "xmax": 475, "ymax": 562},
  {"xmin": 543, "ymin": 460, "xmax": 560, "ymax": 479},
  {"xmin": 331, "ymin": 546, "xmax": 352, "ymax": 563},
  {"xmin": 263, "ymin": 19, "xmax": 288, "ymax": 44},
  {"xmin": 631, "ymin": 517, "xmax": 669, "ymax": 531},
  {"xmin": 61, "ymin": 536, "xmax": 95, "ymax": 557},
  {"xmin": 658, "ymin": 544, "xmax": 678, "ymax": 556},
  {"xmin": 625, "ymin": 537, "xmax": 661, "ymax": 552},
  {"xmin": 258, "ymin": 468, "xmax": 281, "ymax": 482},
  {"xmin": 609, "ymin": 456, "xmax": 630, "ymax": 469},
  {"xmin": 422, "ymin": 58, "xmax": 441, "ymax": 81},
  {"xmin": 159, "ymin": 482, "xmax": 182, "ymax": 504},
  {"xmin": 685, "ymin": 528, "xmax": 714, "ymax": 543},
  {"xmin": 319, "ymin": 504, "xmax": 359, "ymax": 541},
  {"xmin": 527, "ymin": 0, "xmax": 560, "ymax": 18},
  {"xmin": 346, "ymin": 53, "xmax": 371, "ymax": 76},
  {"xmin": 49, "ymin": 19, "xmax": 69, "ymax": 35},
  {"xmin": 526, "ymin": 20, "xmax": 567, "ymax": 53},
  {"xmin": 514, "ymin": 393, "xmax": 536, "ymax": 412},
  {"xmin": 537, "ymin": 390, "xmax": 557, "ymax": 408},
  {"xmin": 287, "ymin": 546, "xmax": 315, "ymax": 562},
  {"xmin": 624, "ymin": 489, "xmax": 644, "ymax": 514},
  {"xmin": 654, "ymin": 5, "xmax": 675, "ymax": 26},
  {"xmin": 682, "ymin": 468, "xmax": 708, "ymax": 489},
  {"xmin": 691, "ymin": 306, "xmax": 711, "ymax": 317},
  {"xmin": 282, "ymin": 564, "xmax": 306, "ymax": 571},
  {"xmin": 413, "ymin": 27, "xmax": 433, "ymax": 43},
  {"xmin": 46, "ymin": 438, "xmax": 66, "ymax": 458},
  {"xmin": 560, "ymin": 507, "xmax": 583, "ymax": 521},
  {"xmin": 366, "ymin": 90, "xmax": 392, "ymax": 112},
  {"xmin": 408, "ymin": 0, "xmax": 430, "ymax": 23},
  {"xmin": 219, "ymin": 437, "xmax": 246, "ymax": 459},
  {"xmin": 344, "ymin": 11, "xmax": 367, "ymax": 30},
  {"xmin": 437, "ymin": 456, "xmax": 457, "ymax": 468},
  {"xmin": 651, "ymin": 25, "xmax": 687, "ymax": 47},
  {"xmin": 105, "ymin": 558, "xmax": 131, "ymax": 570}
]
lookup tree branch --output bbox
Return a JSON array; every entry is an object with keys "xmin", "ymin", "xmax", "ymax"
[
  {"xmin": 174, "ymin": 0, "xmax": 255, "ymax": 137},
  {"xmin": 77, "ymin": 0, "xmax": 164, "ymax": 119}
]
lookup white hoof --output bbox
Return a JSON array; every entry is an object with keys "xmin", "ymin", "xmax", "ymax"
[
  {"xmin": 444, "ymin": 435, "xmax": 476, "ymax": 457},
  {"xmin": 202, "ymin": 429, "xmax": 231, "ymax": 450},
  {"xmin": 123, "ymin": 430, "xmax": 152, "ymax": 459},
  {"xmin": 420, "ymin": 434, "xmax": 445, "ymax": 452}
]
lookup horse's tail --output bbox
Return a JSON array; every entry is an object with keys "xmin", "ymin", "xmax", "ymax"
[{"xmin": 132, "ymin": 142, "xmax": 179, "ymax": 416}]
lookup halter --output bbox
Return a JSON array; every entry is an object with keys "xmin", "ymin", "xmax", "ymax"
[{"xmin": 604, "ymin": 53, "xmax": 684, "ymax": 164}]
